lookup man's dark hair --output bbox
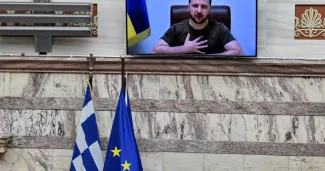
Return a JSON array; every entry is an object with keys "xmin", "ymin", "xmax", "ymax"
[{"xmin": 189, "ymin": 0, "xmax": 212, "ymax": 5}]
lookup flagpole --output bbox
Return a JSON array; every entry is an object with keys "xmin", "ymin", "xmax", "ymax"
[
  {"xmin": 121, "ymin": 56, "xmax": 125, "ymax": 92},
  {"xmin": 87, "ymin": 53, "xmax": 95, "ymax": 89},
  {"xmin": 70, "ymin": 56, "xmax": 104, "ymax": 170}
]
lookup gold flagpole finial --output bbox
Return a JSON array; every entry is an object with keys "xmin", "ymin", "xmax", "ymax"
[{"xmin": 87, "ymin": 53, "xmax": 95, "ymax": 90}]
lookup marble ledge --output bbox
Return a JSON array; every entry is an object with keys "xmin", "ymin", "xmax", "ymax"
[
  {"xmin": 2, "ymin": 97, "xmax": 325, "ymax": 115},
  {"xmin": 0, "ymin": 133, "xmax": 12, "ymax": 153},
  {"xmin": 8, "ymin": 136, "xmax": 325, "ymax": 157}
]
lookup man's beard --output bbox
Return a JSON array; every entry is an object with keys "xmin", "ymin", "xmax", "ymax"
[{"xmin": 190, "ymin": 14, "xmax": 208, "ymax": 24}]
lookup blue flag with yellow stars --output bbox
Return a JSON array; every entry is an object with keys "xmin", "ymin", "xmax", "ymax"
[{"xmin": 103, "ymin": 88, "xmax": 143, "ymax": 171}]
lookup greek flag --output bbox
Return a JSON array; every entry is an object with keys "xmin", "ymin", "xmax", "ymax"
[{"xmin": 70, "ymin": 81, "xmax": 104, "ymax": 171}]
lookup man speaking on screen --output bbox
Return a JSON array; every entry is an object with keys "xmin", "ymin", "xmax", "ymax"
[{"xmin": 152, "ymin": 0, "xmax": 243, "ymax": 56}]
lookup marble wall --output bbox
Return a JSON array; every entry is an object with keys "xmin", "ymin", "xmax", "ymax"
[
  {"xmin": 1, "ymin": 0, "xmax": 325, "ymax": 170},
  {"xmin": 0, "ymin": 72, "xmax": 325, "ymax": 170}
]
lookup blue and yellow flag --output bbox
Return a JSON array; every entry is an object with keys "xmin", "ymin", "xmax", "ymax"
[
  {"xmin": 127, "ymin": 0, "xmax": 151, "ymax": 47},
  {"xmin": 103, "ymin": 87, "xmax": 143, "ymax": 171}
]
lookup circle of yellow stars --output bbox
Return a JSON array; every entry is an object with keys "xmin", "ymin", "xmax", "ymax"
[{"xmin": 111, "ymin": 146, "xmax": 131, "ymax": 171}]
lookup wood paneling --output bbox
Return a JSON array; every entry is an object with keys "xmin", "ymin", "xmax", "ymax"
[{"xmin": 2, "ymin": 57, "xmax": 325, "ymax": 76}]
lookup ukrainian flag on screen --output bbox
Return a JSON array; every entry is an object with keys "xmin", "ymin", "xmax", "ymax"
[{"xmin": 127, "ymin": 0, "xmax": 151, "ymax": 47}]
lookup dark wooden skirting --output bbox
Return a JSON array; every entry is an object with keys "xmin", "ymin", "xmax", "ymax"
[
  {"xmin": 8, "ymin": 136, "xmax": 325, "ymax": 156},
  {"xmin": 1, "ymin": 56, "xmax": 325, "ymax": 76},
  {"xmin": 1, "ymin": 97, "xmax": 325, "ymax": 115}
]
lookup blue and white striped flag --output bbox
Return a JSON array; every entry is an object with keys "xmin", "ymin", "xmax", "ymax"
[{"xmin": 70, "ymin": 81, "xmax": 104, "ymax": 171}]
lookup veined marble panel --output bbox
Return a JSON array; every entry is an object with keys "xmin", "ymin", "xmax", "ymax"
[
  {"xmin": 227, "ymin": 76, "xmax": 322, "ymax": 102},
  {"xmin": 20, "ymin": 73, "xmax": 50, "ymax": 98},
  {"xmin": 1, "ymin": 73, "xmax": 324, "ymax": 102},
  {"xmin": 0, "ymin": 109, "xmax": 19, "ymax": 135},
  {"xmin": 19, "ymin": 110, "xmax": 57, "ymax": 136},
  {"xmin": 128, "ymin": 74, "xmax": 160, "ymax": 99},
  {"xmin": 204, "ymin": 154, "xmax": 244, "ymax": 171},
  {"xmin": 0, "ymin": 109, "xmax": 75, "ymax": 137},
  {"xmin": 76, "ymin": 111, "xmax": 325, "ymax": 144},
  {"xmin": 2, "ymin": 109, "xmax": 325, "ymax": 144},
  {"xmin": 159, "ymin": 75, "xmax": 191, "ymax": 100},
  {"xmin": 140, "ymin": 152, "xmax": 163, "ymax": 171},
  {"xmin": 0, "ymin": 73, "xmax": 9, "ymax": 97},
  {"xmin": 162, "ymin": 152, "xmax": 203, "ymax": 171},
  {"xmin": 1, "ymin": 109, "xmax": 321, "ymax": 144},
  {"xmin": 132, "ymin": 112, "xmax": 325, "ymax": 144},
  {"xmin": 93, "ymin": 74, "xmax": 121, "ymax": 99},
  {"xmin": 230, "ymin": 114, "xmax": 325, "ymax": 144},
  {"xmin": 244, "ymin": 155, "xmax": 289, "ymax": 171},
  {"xmin": 4, "ymin": 73, "xmax": 30, "ymax": 97},
  {"xmin": 0, "ymin": 73, "xmax": 86, "ymax": 98},
  {"xmin": 289, "ymin": 156, "xmax": 325, "ymax": 171},
  {"xmin": 0, "ymin": 148, "xmax": 52, "ymax": 171},
  {"xmin": 159, "ymin": 75, "xmax": 323, "ymax": 102},
  {"xmin": 21, "ymin": 73, "xmax": 85, "ymax": 98},
  {"xmin": 20, "ymin": 110, "xmax": 75, "ymax": 137},
  {"xmin": 52, "ymin": 149, "xmax": 74, "ymax": 171}
]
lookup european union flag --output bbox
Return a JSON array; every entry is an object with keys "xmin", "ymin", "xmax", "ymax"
[
  {"xmin": 127, "ymin": 0, "xmax": 151, "ymax": 47},
  {"xmin": 103, "ymin": 87, "xmax": 143, "ymax": 171}
]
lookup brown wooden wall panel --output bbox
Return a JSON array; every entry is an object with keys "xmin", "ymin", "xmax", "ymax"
[{"xmin": 1, "ymin": 57, "xmax": 325, "ymax": 77}]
